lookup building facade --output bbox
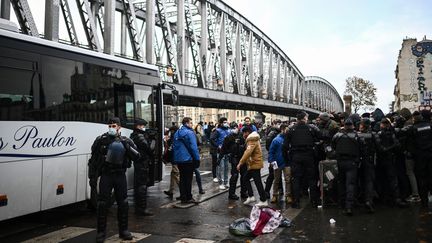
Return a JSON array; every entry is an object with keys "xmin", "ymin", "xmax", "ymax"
[
  {"xmin": 394, "ymin": 37, "xmax": 432, "ymax": 112},
  {"xmin": 163, "ymin": 106, "xmax": 290, "ymax": 128}
]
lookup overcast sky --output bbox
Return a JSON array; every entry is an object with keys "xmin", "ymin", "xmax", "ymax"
[
  {"xmin": 224, "ymin": 0, "xmax": 431, "ymax": 113},
  {"xmin": 16, "ymin": 0, "xmax": 432, "ymax": 113}
]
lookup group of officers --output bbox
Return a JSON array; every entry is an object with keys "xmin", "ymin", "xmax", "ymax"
[
  {"xmin": 283, "ymin": 109, "xmax": 432, "ymax": 216},
  {"xmin": 88, "ymin": 117, "xmax": 155, "ymax": 243}
]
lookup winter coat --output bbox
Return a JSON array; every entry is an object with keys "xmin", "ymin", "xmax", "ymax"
[
  {"xmin": 211, "ymin": 126, "xmax": 231, "ymax": 147},
  {"xmin": 173, "ymin": 125, "xmax": 200, "ymax": 163},
  {"xmin": 239, "ymin": 132, "xmax": 264, "ymax": 170},
  {"xmin": 372, "ymin": 108, "xmax": 385, "ymax": 132},
  {"xmin": 268, "ymin": 134, "xmax": 289, "ymax": 168},
  {"xmin": 241, "ymin": 124, "xmax": 258, "ymax": 132}
]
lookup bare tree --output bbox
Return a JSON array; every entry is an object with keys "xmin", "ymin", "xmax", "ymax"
[{"xmin": 344, "ymin": 76, "xmax": 377, "ymax": 113}]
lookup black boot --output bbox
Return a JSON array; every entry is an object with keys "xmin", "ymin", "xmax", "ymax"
[
  {"xmin": 135, "ymin": 185, "xmax": 153, "ymax": 216},
  {"xmin": 118, "ymin": 200, "xmax": 133, "ymax": 240},
  {"xmin": 395, "ymin": 199, "xmax": 408, "ymax": 208},
  {"xmin": 365, "ymin": 201, "xmax": 375, "ymax": 213},
  {"xmin": 96, "ymin": 201, "xmax": 108, "ymax": 243},
  {"xmin": 291, "ymin": 200, "xmax": 300, "ymax": 209},
  {"xmin": 343, "ymin": 208, "xmax": 353, "ymax": 216}
]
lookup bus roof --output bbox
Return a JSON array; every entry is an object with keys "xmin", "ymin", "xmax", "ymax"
[{"xmin": 0, "ymin": 28, "xmax": 159, "ymax": 74}]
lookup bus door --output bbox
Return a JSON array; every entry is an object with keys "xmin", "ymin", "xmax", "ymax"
[
  {"xmin": 133, "ymin": 83, "xmax": 162, "ymax": 186},
  {"xmin": 113, "ymin": 83, "xmax": 134, "ymax": 128}
]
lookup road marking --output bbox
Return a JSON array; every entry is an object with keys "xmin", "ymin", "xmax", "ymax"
[
  {"xmin": 175, "ymin": 238, "xmax": 215, "ymax": 243},
  {"xmin": 198, "ymin": 171, "xmax": 211, "ymax": 176},
  {"xmin": 22, "ymin": 227, "xmax": 94, "ymax": 243},
  {"xmin": 104, "ymin": 233, "xmax": 150, "ymax": 242}
]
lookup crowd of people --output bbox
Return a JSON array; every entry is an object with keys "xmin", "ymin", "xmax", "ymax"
[
  {"xmin": 162, "ymin": 108, "xmax": 432, "ymax": 216},
  {"xmin": 88, "ymin": 107, "xmax": 431, "ymax": 242}
]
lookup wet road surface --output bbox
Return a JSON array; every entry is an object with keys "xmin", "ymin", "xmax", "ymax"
[{"xmin": 1, "ymin": 148, "xmax": 431, "ymax": 242}]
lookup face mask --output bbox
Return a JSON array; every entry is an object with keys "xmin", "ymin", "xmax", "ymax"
[
  {"xmin": 276, "ymin": 124, "xmax": 281, "ymax": 129},
  {"xmin": 223, "ymin": 123, "xmax": 229, "ymax": 128},
  {"xmin": 232, "ymin": 128, "xmax": 239, "ymax": 134},
  {"xmin": 140, "ymin": 127, "xmax": 146, "ymax": 132},
  {"xmin": 108, "ymin": 127, "xmax": 117, "ymax": 136}
]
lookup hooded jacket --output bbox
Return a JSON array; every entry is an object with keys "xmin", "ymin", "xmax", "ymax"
[
  {"xmin": 238, "ymin": 131, "xmax": 264, "ymax": 170},
  {"xmin": 372, "ymin": 108, "xmax": 385, "ymax": 132}
]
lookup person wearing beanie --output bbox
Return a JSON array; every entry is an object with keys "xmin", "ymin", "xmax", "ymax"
[
  {"xmin": 420, "ymin": 109, "xmax": 431, "ymax": 122},
  {"xmin": 406, "ymin": 109, "xmax": 432, "ymax": 209},
  {"xmin": 221, "ymin": 122, "xmax": 248, "ymax": 200},
  {"xmin": 361, "ymin": 112, "xmax": 371, "ymax": 119},
  {"xmin": 130, "ymin": 118, "xmax": 154, "ymax": 216},
  {"xmin": 283, "ymin": 111, "xmax": 321, "ymax": 208},
  {"xmin": 358, "ymin": 117, "xmax": 376, "ymax": 213},
  {"xmin": 375, "ymin": 117, "xmax": 408, "ymax": 208},
  {"xmin": 332, "ymin": 118, "xmax": 362, "ymax": 216},
  {"xmin": 399, "ymin": 108, "xmax": 412, "ymax": 121},
  {"xmin": 318, "ymin": 112, "xmax": 340, "ymax": 160}
]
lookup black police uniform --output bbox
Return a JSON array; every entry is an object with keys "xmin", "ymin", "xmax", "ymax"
[
  {"xmin": 358, "ymin": 128, "xmax": 376, "ymax": 211},
  {"xmin": 89, "ymin": 132, "xmax": 140, "ymax": 242},
  {"xmin": 221, "ymin": 132, "xmax": 247, "ymax": 199},
  {"xmin": 408, "ymin": 119, "xmax": 432, "ymax": 207},
  {"xmin": 284, "ymin": 121, "xmax": 321, "ymax": 207},
  {"xmin": 130, "ymin": 124, "xmax": 155, "ymax": 216},
  {"xmin": 332, "ymin": 126, "xmax": 362, "ymax": 213},
  {"xmin": 375, "ymin": 126, "xmax": 406, "ymax": 207}
]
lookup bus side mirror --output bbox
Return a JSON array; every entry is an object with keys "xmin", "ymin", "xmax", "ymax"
[{"xmin": 172, "ymin": 90, "xmax": 179, "ymax": 106}]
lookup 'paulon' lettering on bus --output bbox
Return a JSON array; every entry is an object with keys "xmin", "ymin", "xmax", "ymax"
[{"xmin": 0, "ymin": 125, "xmax": 76, "ymax": 155}]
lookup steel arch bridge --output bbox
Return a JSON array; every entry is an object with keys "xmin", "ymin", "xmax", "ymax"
[
  {"xmin": 304, "ymin": 76, "xmax": 344, "ymax": 113},
  {"xmin": 0, "ymin": 0, "xmax": 343, "ymax": 116}
]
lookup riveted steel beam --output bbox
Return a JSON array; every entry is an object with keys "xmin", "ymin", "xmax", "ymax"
[{"xmin": 10, "ymin": 0, "xmax": 38, "ymax": 36}]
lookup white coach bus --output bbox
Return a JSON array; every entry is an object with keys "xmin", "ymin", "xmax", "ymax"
[{"xmin": 0, "ymin": 28, "xmax": 165, "ymax": 221}]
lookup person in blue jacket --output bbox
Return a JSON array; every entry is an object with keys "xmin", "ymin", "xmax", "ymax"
[
  {"xmin": 268, "ymin": 124, "xmax": 292, "ymax": 204},
  {"xmin": 210, "ymin": 117, "xmax": 231, "ymax": 189},
  {"xmin": 241, "ymin": 116, "xmax": 258, "ymax": 133},
  {"xmin": 173, "ymin": 117, "xmax": 201, "ymax": 204}
]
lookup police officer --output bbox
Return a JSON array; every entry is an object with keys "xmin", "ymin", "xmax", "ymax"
[
  {"xmin": 130, "ymin": 118, "xmax": 154, "ymax": 216},
  {"xmin": 88, "ymin": 117, "xmax": 140, "ymax": 243},
  {"xmin": 358, "ymin": 118, "xmax": 376, "ymax": 213},
  {"xmin": 317, "ymin": 112, "xmax": 340, "ymax": 160},
  {"xmin": 406, "ymin": 110, "xmax": 432, "ymax": 209},
  {"xmin": 221, "ymin": 122, "xmax": 248, "ymax": 200},
  {"xmin": 375, "ymin": 118, "xmax": 407, "ymax": 208},
  {"xmin": 283, "ymin": 111, "xmax": 321, "ymax": 208},
  {"xmin": 332, "ymin": 118, "xmax": 362, "ymax": 216}
]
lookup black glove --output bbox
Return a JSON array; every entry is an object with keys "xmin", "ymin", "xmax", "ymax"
[
  {"xmin": 89, "ymin": 177, "xmax": 97, "ymax": 188},
  {"xmin": 193, "ymin": 160, "xmax": 200, "ymax": 169}
]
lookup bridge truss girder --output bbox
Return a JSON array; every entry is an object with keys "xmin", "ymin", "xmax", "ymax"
[{"xmin": 2, "ymin": 0, "xmax": 343, "ymax": 114}]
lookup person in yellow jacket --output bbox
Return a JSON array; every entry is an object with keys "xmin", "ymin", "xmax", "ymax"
[{"xmin": 237, "ymin": 126, "xmax": 268, "ymax": 206}]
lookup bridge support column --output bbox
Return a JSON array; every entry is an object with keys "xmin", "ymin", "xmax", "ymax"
[
  {"xmin": 1, "ymin": 0, "xmax": 11, "ymax": 20},
  {"xmin": 103, "ymin": 0, "xmax": 115, "ymax": 55},
  {"xmin": 45, "ymin": 0, "xmax": 60, "ymax": 41},
  {"xmin": 200, "ymin": 1, "xmax": 207, "ymax": 86},
  {"xmin": 146, "ymin": 0, "xmax": 155, "ymax": 64},
  {"xmin": 177, "ymin": 0, "xmax": 185, "ymax": 84}
]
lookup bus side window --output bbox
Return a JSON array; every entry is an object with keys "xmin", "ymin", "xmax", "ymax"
[{"xmin": 0, "ymin": 53, "xmax": 40, "ymax": 121}]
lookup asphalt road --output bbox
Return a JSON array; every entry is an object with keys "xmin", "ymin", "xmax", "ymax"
[{"xmin": 1, "ymin": 146, "xmax": 431, "ymax": 243}]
